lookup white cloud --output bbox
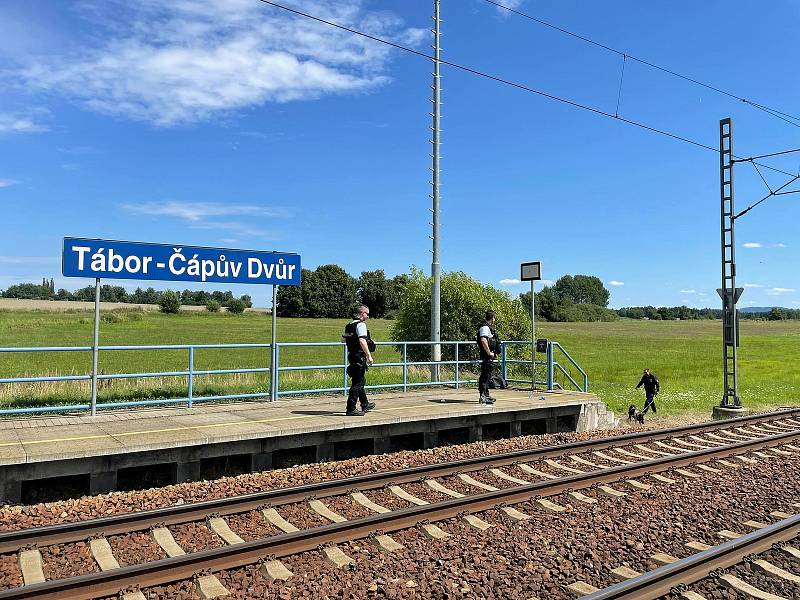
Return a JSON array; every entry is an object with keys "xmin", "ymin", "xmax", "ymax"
[
  {"xmin": 767, "ymin": 287, "xmax": 796, "ymax": 295},
  {"xmin": 15, "ymin": 1, "xmax": 425, "ymax": 126},
  {"xmin": 492, "ymin": 0, "xmax": 526, "ymax": 11},
  {"xmin": 743, "ymin": 242, "xmax": 787, "ymax": 249},
  {"xmin": 58, "ymin": 145, "xmax": 100, "ymax": 155},
  {"xmin": 499, "ymin": 278, "xmax": 520, "ymax": 286},
  {"xmin": 608, "ymin": 280, "xmax": 624, "ymax": 286},
  {"xmin": 0, "ymin": 111, "xmax": 49, "ymax": 134},
  {"xmin": 189, "ymin": 221, "xmax": 272, "ymax": 238},
  {"xmin": 0, "ymin": 179, "xmax": 19, "ymax": 188},
  {"xmin": 742, "ymin": 283, "xmax": 763, "ymax": 288},
  {"xmin": 680, "ymin": 289, "xmax": 696, "ymax": 294},
  {"xmin": 122, "ymin": 201, "xmax": 290, "ymax": 222}
]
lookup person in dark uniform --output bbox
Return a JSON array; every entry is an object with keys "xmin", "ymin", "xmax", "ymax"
[
  {"xmin": 634, "ymin": 368, "xmax": 660, "ymax": 423},
  {"xmin": 477, "ymin": 310, "xmax": 499, "ymax": 405},
  {"xmin": 341, "ymin": 304, "xmax": 377, "ymax": 416}
]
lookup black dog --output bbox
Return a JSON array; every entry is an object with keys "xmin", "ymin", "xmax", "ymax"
[{"xmin": 628, "ymin": 404, "xmax": 644, "ymax": 425}]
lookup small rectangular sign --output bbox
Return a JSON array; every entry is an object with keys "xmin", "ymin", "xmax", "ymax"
[
  {"xmin": 62, "ymin": 238, "xmax": 301, "ymax": 286},
  {"xmin": 520, "ymin": 261, "xmax": 542, "ymax": 282}
]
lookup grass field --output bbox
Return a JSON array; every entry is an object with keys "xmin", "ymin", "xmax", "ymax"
[{"xmin": 1, "ymin": 309, "xmax": 799, "ymax": 417}]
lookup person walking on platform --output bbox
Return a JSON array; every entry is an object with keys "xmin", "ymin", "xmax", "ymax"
[
  {"xmin": 477, "ymin": 310, "xmax": 499, "ymax": 405},
  {"xmin": 634, "ymin": 368, "xmax": 660, "ymax": 423},
  {"xmin": 341, "ymin": 304, "xmax": 377, "ymax": 416}
]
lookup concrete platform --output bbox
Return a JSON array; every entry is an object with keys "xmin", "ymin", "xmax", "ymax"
[{"xmin": 0, "ymin": 388, "xmax": 618, "ymax": 503}]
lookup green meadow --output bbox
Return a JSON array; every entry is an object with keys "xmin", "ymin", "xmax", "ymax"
[{"xmin": 1, "ymin": 309, "xmax": 799, "ymax": 417}]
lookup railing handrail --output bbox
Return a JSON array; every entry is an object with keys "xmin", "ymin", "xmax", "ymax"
[
  {"xmin": 0, "ymin": 339, "xmax": 588, "ymax": 415},
  {"xmin": 551, "ymin": 341, "xmax": 589, "ymax": 392}
]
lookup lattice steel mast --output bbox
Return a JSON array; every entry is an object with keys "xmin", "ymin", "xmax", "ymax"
[{"xmin": 719, "ymin": 117, "xmax": 740, "ymax": 407}]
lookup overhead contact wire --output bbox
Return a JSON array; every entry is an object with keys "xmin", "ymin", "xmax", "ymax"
[
  {"xmin": 254, "ymin": 0, "xmax": 796, "ymax": 177},
  {"xmin": 482, "ymin": 0, "xmax": 800, "ymax": 128}
]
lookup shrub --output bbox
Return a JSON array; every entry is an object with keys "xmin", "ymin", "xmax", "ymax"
[
  {"xmin": 158, "ymin": 290, "xmax": 181, "ymax": 314},
  {"xmin": 226, "ymin": 298, "xmax": 247, "ymax": 314},
  {"xmin": 205, "ymin": 300, "xmax": 221, "ymax": 313},
  {"xmin": 391, "ymin": 268, "xmax": 530, "ymax": 363}
]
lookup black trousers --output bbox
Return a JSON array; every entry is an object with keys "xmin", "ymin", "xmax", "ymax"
[
  {"xmin": 347, "ymin": 359, "xmax": 369, "ymax": 413},
  {"xmin": 478, "ymin": 357, "xmax": 493, "ymax": 397},
  {"xmin": 642, "ymin": 394, "xmax": 657, "ymax": 414}
]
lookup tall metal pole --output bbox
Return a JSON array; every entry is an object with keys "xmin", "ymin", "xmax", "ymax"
[
  {"xmin": 530, "ymin": 281, "xmax": 536, "ymax": 391},
  {"xmin": 270, "ymin": 284, "xmax": 278, "ymax": 402},
  {"xmin": 90, "ymin": 277, "xmax": 100, "ymax": 416},
  {"xmin": 430, "ymin": 0, "xmax": 442, "ymax": 382},
  {"xmin": 719, "ymin": 117, "xmax": 740, "ymax": 407}
]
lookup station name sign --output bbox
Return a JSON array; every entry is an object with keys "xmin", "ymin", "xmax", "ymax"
[{"xmin": 62, "ymin": 238, "xmax": 301, "ymax": 286}]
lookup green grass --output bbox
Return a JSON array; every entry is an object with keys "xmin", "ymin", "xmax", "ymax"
[
  {"xmin": 535, "ymin": 319, "xmax": 800, "ymax": 417},
  {"xmin": 2, "ymin": 309, "xmax": 799, "ymax": 416}
]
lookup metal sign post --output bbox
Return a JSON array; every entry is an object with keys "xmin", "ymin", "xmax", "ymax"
[
  {"xmin": 91, "ymin": 277, "xmax": 100, "ymax": 416},
  {"xmin": 270, "ymin": 284, "xmax": 278, "ymax": 402},
  {"xmin": 520, "ymin": 261, "xmax": 542, "ymax": 394}
]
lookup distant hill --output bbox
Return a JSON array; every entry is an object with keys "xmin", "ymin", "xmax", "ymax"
[{"xmin": 740, "ymin": 307, "xmax": 785, "ymax": 314}]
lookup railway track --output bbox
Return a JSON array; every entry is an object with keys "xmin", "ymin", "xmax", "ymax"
[
  {"xmin": 2, "ymin": 409, "xmax": 800, "ymax": 599},
  {"xmin": 575, "ymin": 512, "xmax": 800, "ymax": 599}
]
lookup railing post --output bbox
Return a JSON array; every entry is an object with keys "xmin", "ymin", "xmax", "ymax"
[
  {"xmin": 343, "ymin": 344, "xmax": 348, "ymax": 397},
  {"xmin": 90, "ymin": 277, "xmax": 100, "ymax": 416},
  {"xmin": 454, "ymin": 342, "xmax": 459, "ymax": 389},
  {"xmin": 501, "ymin": 342, "xmax": 507, "ymax": 382},
  {"xmin": 402, "ymin": 343, "xmax": 408, "ymax": 392},
  {"xmin": 273, "ymin": 344, "xmax": 280, "ymax": 400},
  {"xmin": 187, "ymin": 346, "xmax": 194, "ymax": 408},
  {"xmin": 546, "ymin": 341, "xmax": 554, "ymax": 390}
]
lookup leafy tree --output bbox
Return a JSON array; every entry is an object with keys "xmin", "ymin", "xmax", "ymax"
[
  {"xmin": 302, "ymin": 264, "xmax": 358, "ymax": 318},
  {"xmin": 276, "ymin": 269, "xmax": 310, "ymax": 317},
  {"xmin": 392, "ymin": 268, "xmax": 530, "ymax": 362},
  {"xmin": 1, "ymin": 283, "xmax": 53, "ymax": 299},
  {"xmin": 552, "ymin": 274, "xmax": 610, "ymax": 307},
  {"xmin": 358, "ymin": 269, "xmax": 389, "ymax": 318},
  {"xmin": 99, "ymin": 285, "xmax": 128, "ymax": 303},
  {"xmin": 205, "ymin": 300, "xmax": 221, "ymax": 313},
  {"xmin": 386, "ymin": 274, "xmax": 409, "ymax": 317},
  {"xmin": 768, "ymin": 307, "xmax": 789, "ymax": 321},
  {"xmin": 159, "ymin": 290, "xmax": 181, "ymax": 314},
  {"xmin": 226, "ymin": 298, "xmax": 247, "ymax": 314}
]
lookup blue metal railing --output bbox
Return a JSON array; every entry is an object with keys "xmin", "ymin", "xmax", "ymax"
[{"xmin": 0, "ymin": 339, "xmax": 587, "ymax": 416}]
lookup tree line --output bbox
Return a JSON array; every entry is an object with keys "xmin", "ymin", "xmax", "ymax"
[
  {"xmin": 1, "ymin": 279, "xmax": 252, "ymax": 308},
  {"xmin": 519, "ymin": 275, "xmax": 619, "ymax": 322},
  {"xmin": 276, "ymin": 266, "xmax": 408, "ymax": 319},
  {"xmin": 4, "ymin": 273, "xmax": 799, "ymax": 322},
  {"xmin": 617, "ymin": 306, "xmax": 800, "ymax": 320}
]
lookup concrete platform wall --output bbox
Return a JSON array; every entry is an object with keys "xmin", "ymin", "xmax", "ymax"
[{"xmin": 0, "ymin": 401, "xmax": 617, "ymax": 504}]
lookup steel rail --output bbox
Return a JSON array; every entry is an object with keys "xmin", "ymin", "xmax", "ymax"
[
  {"xmin": 3, "ymin": 426, "xmax": 799, "ymax": 600},
  {"xmin": 582, "ymin": 514, "xmax": 800, "ymax": 599},
  {"xmin": 1, "ymin": 408, "xmax": 798, "ymax": 554}
]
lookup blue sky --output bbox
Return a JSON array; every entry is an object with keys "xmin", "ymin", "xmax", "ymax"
[{"xmin": 1, "ymin": 0, "xmax": 799, "ymax": 309}]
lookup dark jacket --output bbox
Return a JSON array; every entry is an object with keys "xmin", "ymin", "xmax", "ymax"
[
  {"xmin": 636, "ymin": 373, "xmax": 660, "ymax": 395},
  {"xmin": 476, "ymin": 323, "xmax": 499, "ymax": 360}
]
